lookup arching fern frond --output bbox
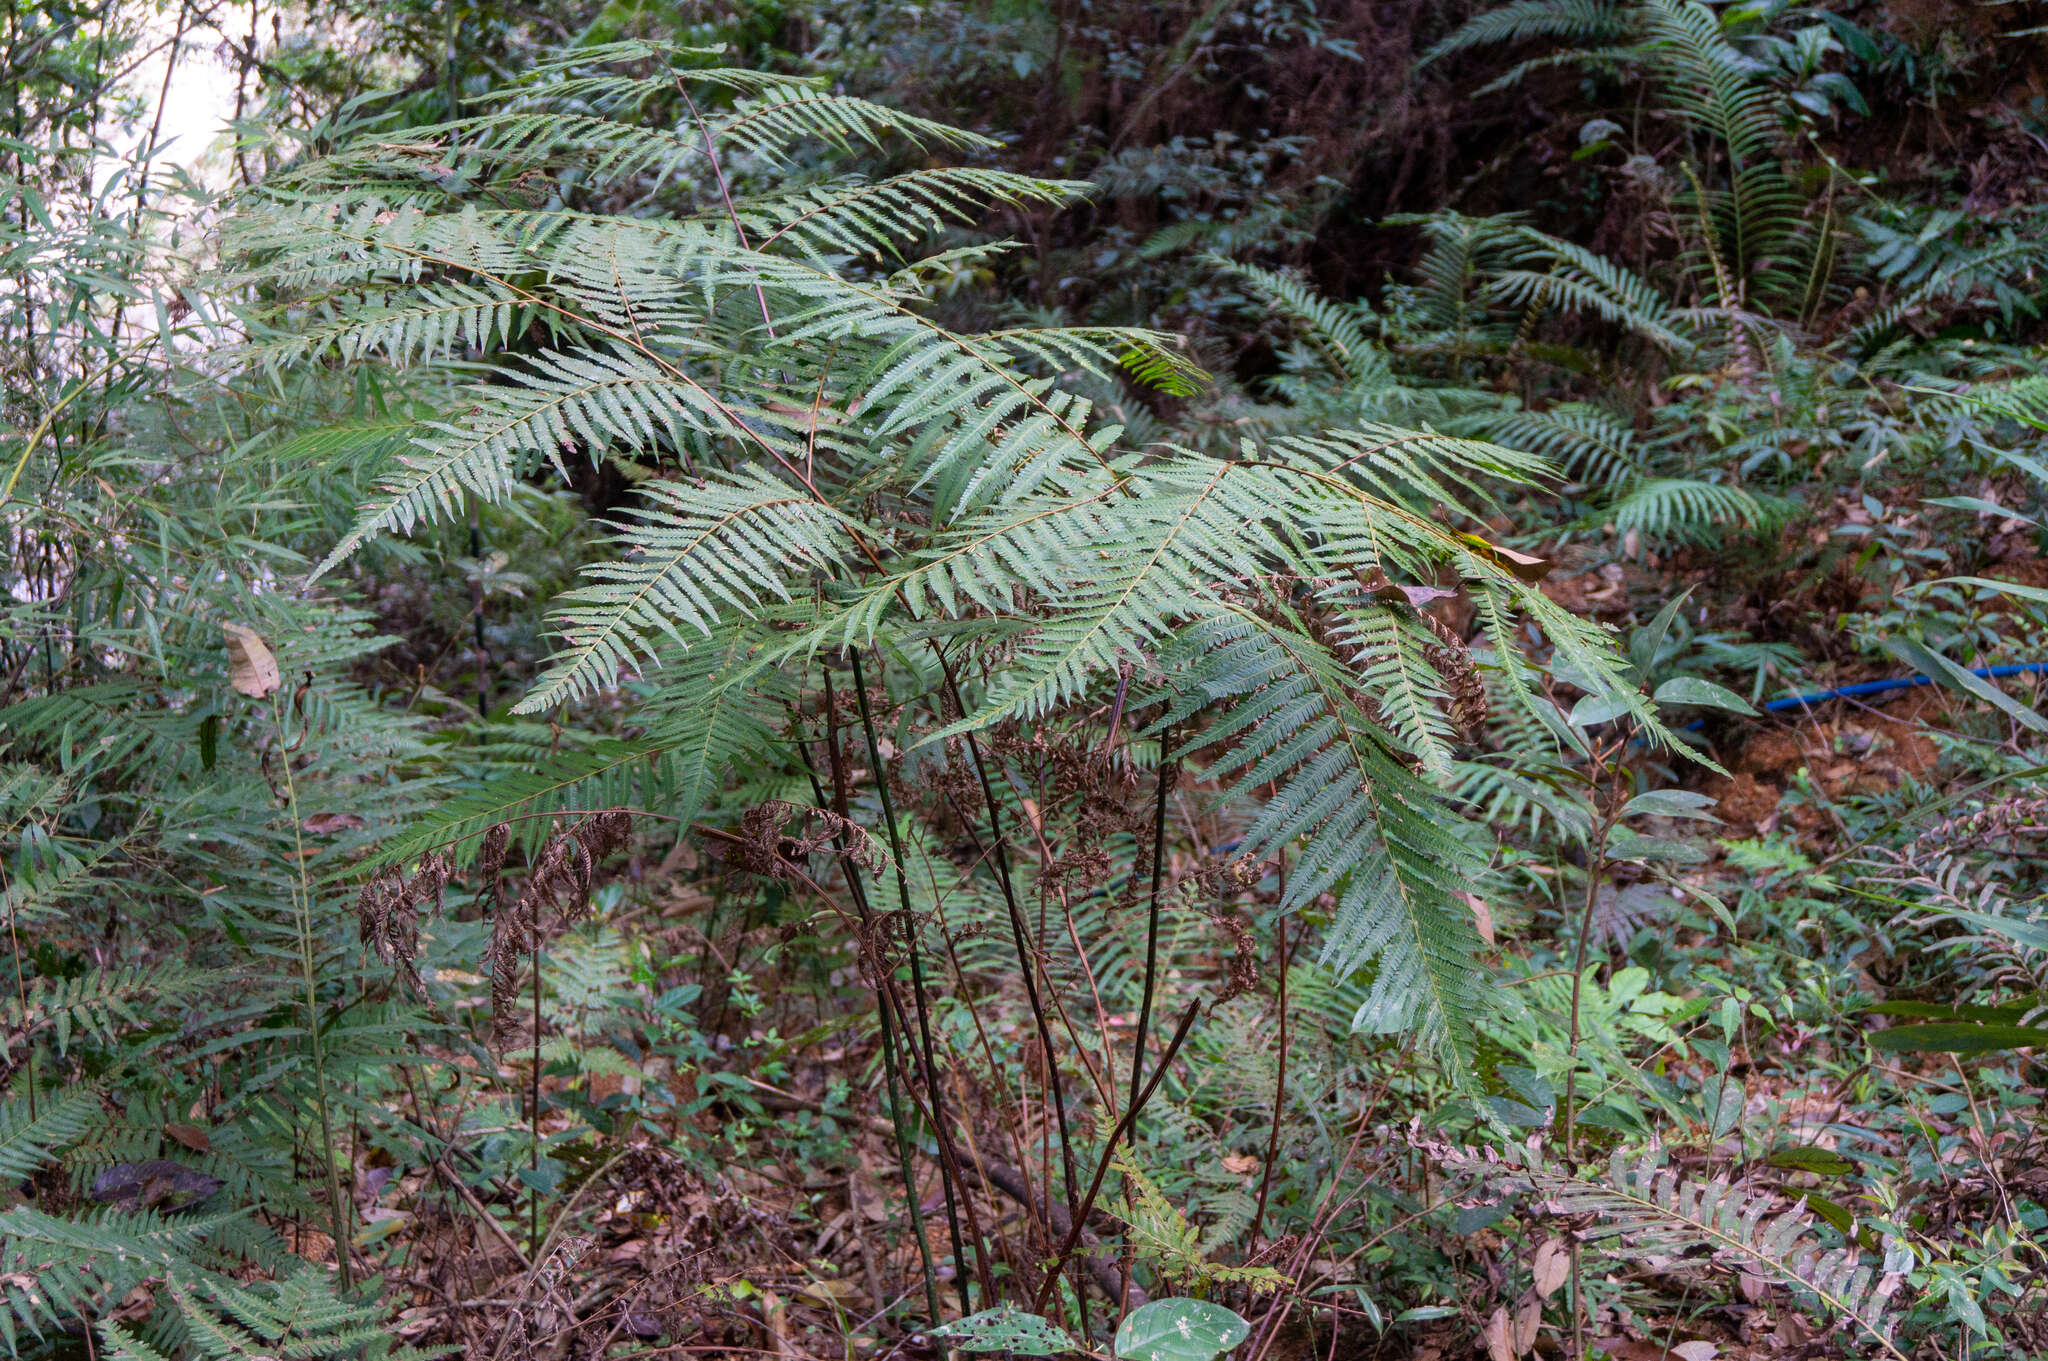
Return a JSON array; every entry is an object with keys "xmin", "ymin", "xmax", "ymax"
[
  {"xmin": 1419, "ymin": 0, "xmax": 1629, "ymax": 67},
  {"xmin": 1602, "ymin": 477, "xmax": 1780, "ymax": 544}
]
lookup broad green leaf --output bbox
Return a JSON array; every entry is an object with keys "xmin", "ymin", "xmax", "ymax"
[
  {"xmin": 1919, "ymin": 908, "xmax": 2048, "ymax": 955},
  {"xmin": 1115, "ymin": 1299, "xmax": 1250, "ymax": 1361},
  {"xmin": 1881, "ymin": 637, "xmax": 2048, "ymax": 734},
  {"xmin": 1867, "ymin": 998, "xmax": 2044, "ymax": 1023},
  {"xmin": 1799, "ymin": 1192, "xmax": 1854, "ymax": 1235},
  {"xmin": 1767, "ymin": 1145, "xmax": 1857, "ymax": 1177},
  {"xmin": 1619, "ymin": 789, "xmax": 1722, "ymax": 822},
  {"xmin": 933, "ymin": 1307, "xmax": 1078, "ymax": 1355},
  {"xmin": 1629, "ymin": 586, "xmax": 1695, "ymax": 678},
  {"xmin": 1652, "ymin": 675, "xmax": 1757, "ymax": 714},
  {"xmin": 1867, "ymin": 1022, "xmax": 2048, "ymax": 1054},
  {"xmin": 1568, "ymin": 692, "xmax": 1635, "ymax": 728},
  {"xmin": 1606, "ymin": 829, "xmax": 1709, "ymax": 864},
  {"xmin": 1925, "ymin": 495, "xmax": 2035, "ymax": 525}
]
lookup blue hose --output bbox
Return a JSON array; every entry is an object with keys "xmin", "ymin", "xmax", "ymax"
[{"xmin": 1758, "ymin": 662, "xmax": 2048, "ymax": 714}]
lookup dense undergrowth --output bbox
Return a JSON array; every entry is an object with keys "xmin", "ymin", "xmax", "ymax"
[{"xmin": 4, "ymin": 1, "xmax": 2048, "ymax": 1358}]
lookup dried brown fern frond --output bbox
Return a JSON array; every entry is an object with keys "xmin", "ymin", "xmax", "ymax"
[
  {"xmin": 485, "ymin": 811, "xmax": 636, "ymax": 1025},
  {"xmin": 355, "ymin": 852, "xmax": 453, "ymax": 992}
]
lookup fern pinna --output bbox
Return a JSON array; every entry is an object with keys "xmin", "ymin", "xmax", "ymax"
[{"xmin": 231, "ymin": 40, "xmax": 1661, "ymax": 1063}]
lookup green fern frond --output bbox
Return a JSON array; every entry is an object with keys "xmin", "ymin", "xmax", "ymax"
[
  {"xmin": 1172, "ymin": 609, "xmax": 1490, "ymax": 1060},
  {"xmin": 1, "ymin": 963, "xmax": 215, "ymax": 1062},
  {"xmin": 1206, "ymin": 254, "xmax": 1378, "ymax": 383},
  {"xmin": 0, "ymin": 1205, "xmax": 235, "ymax": 1351},
  {"xmin": 1435, "ymin": 1143, "xmax": 1905, "ymax": 1358},
  {"xmin": 1419, "ymin": 0, "xmax": 1628, "ymax": 67},
  {"xmin": 0, "ymin": 1085, "xmax": 103, "ymax": 1182},
  {"xmin": 99, "ymin": 1267, "xmax": 444, "ymax": 1361},
  {"xmin": 1468, "ymin": 403, "xmax": 1640, "ymax": 485},
  {"xmin": 1602, "ymin": 477, "xmax": 1779, "ymax": 543},
  {"xmin": 522, "ymin": 467, "xmax": 861, "ymax": 710}
]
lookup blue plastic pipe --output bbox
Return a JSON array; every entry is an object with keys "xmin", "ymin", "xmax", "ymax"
[{"xmin": 1758, "ymin": 662, "xmax": 2048, "ymax": 714}]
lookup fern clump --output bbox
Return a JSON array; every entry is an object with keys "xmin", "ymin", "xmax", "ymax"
[{"xmin": 235, "ymin": 40, "xmax": 1666, "ymax": 1067}]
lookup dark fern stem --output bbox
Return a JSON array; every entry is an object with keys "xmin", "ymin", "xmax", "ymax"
[
  {"xmin": 1128, "ymin": 719, "xmax": 1176, "ymax": 1114},
  {"xmin": 848, "ymin": 647, "xmax": 983, "ymax": 1315},
  {"xmin": 810, "ymin": 662, "xmax": 943, "ymax": 1324},
  {"xmin": 935, "ymin": 645, "xmax": 1089, "ymax": 1321}
]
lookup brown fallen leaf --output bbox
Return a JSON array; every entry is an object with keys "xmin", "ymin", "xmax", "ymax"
[
  {"xmin": 1482, "ymin": 1306, "xmax": 1515, "ymax": 1361},
  {"xmin": 798, "ymin": 1278, "xmax": 865, "ymax": 1309},
  {"xmin": 1466, "ymin": 892, "xmax": 1497, "ymax": 946},
  {"xmin": 164, "ymin": 1123, "xmax": 210, "ymax": 1154},
  {"xmin": 1457, "ymin": 534, "xmax": 1554, "ymax": 584},
  {"xmin": 302, "ymin": 812, "xmax": 366, "ymax": 834},
  {"xmin": 1511, "ymin": 1296, "xmax": 1542, "ymax": 1354},
  {"xmin": 1531, "ymin": 1237, "xmax": 1569, "ymax": 1299},
  {"xmin": 1356, "ymin": 569, "xmax": 1462, "ymax": 609},
  {"xmin": 222, "ymin": 623, "xmax": 280, "ymax": 698}
]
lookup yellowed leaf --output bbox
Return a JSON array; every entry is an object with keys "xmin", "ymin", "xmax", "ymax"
[
  {"xmin": 222, "ymin": 624, "xmax": 280, "ymax": 698},
  {"xmin": 1457, "ymin": 534, "xmax": 1553, "ymax": 583}
]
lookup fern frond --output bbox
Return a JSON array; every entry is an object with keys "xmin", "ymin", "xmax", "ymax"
[
  {"xmin": 0, "ymin": 1205, "xmax": 234, "ymax": 1351},
  {"xmin": 1, "ymin": 963, "xmax": 215, "ymax": 1062},
  {"xmin": 99, "ymin": 1267, "xmax": 443, "ymax": 1361},
  {"xmin": 0, "ymin": 1085, "xmax": 103, "ymax": 1182},
  {"xmin": 522, "ymin": 468, "xmax": 860, "ymax": 710},
  {"xmin": 1435, "ymin": 1143, "xmax": 1905, "ymax": 1358},
  {"xmin": 1173, "ymin": 608, "xmax": 1490, "ymax": 1060},
  {"xmin": 1497, "ymin": 228, "xmax": 1698, "ymax": 355},
  {"xmin": 1206, "ymin": 254, "xmax": 1378, "ymax": 383},
  {"xmin": 1420, "ymin": 0, "xmax": 1629, "ymax": 67},
  {"xmin": 1468, "ymin": 403, "xmax": 1640, "ymax": 485},
  {"xmin": 309, "ymin": 345, "xmax": 772, "ymax": 577},
  {"xmin": 1602, "ymin": 477, "xmax": 1778, "ymax": 544}
]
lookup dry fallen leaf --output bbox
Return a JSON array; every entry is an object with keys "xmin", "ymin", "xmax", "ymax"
[
  {"xmin": 1531, "ymin": 1237, "xmax": 1569, "ymax": 1299},
  {"xmin": 1458, "ymin": 534, "xmax": 1554, "ymax": 583},
  {"xmin": 799, "ymin": 1278, "xmax": 865, "ymax": 1308},
  {"xmin": 1356, "ymin": 569, "xmax": 1462, "ymax": 609},
  {"xmin": 1466, "ymin": 892, "xmax": 1497, "ymax": 947},
  {"xmin": 1482, "ymin": 1307, "xmax": 1514, "ymax": 1361},
  {"xmin": 1671, "ymin": 1342, "xmax": 1717, "ymax": 1361},
  {"xmin": 164, "ymin": 1123, "xmax": 210, "ymax": 1154},
  {"xmin": 1511, "ymin": 1297, "xmax": 1541, "ymax": 1355},
  {"xmin": 222, "ymin": 623, "xmax": 280, "ymax": 698},
  {"xmin": 301, "ymin": 812, "xmax": 366, "ymax": 834}
]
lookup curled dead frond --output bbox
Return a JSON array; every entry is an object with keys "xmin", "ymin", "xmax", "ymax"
[
  {"xmin": 486, "ymin": 811, "xmax": 635, "ymax": 1026},
  {"xmin": 355, "ymin": 853, "xmax": 453, "ymax": 992}
]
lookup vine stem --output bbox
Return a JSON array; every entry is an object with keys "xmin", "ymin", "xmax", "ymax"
[
  {"xmin": 929, "ymin": 644, "xmax": 1089, "ymax": 1322},
  {"xmin": 1249, "ymin": 853, "xmax": 1289, "ymax": 1246},
  {"xmin": 270, "ymin": 689, "xmax": 354, "ymax": 1289},
  {"xmin": 531, "ymin": 882, "xmax": 543, "ymax": 1256}
]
